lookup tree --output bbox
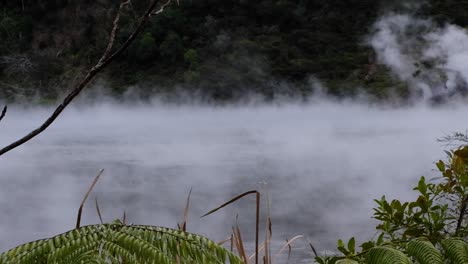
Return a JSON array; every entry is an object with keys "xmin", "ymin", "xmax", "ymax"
[{"xmin": 0, "ymin": 0, "xmax": 172, "ymax": 157}]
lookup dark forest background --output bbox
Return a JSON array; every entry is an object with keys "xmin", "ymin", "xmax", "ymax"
[{"xmin": 0, "ymin": 0, "xmax": 466, "ymax": 102}]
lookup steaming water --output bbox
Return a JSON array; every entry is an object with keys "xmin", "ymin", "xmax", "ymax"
[{"xmin": 0, "ymin": 100, "xmax": 467, "ymax": 262}]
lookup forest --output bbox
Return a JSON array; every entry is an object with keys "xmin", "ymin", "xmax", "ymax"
[{"xmin": 1, "ymin": 0, "xmax": 467, "ymax": 102}]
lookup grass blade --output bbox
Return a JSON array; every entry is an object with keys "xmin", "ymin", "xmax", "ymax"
[{"xmin": 76, "ymin": 169, "xmax": 104, "ymax": 228}]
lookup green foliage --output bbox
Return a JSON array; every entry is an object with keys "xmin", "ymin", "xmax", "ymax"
[
  {"xmin": 184, "ymin": 48, "xmax": 198, "ymax": 69},
  {"xmin": 366, "ymin": 246, "xmax": 412, "ymax": 264},
  {"xmin": 441, "ymin": 238, "xmax": 468, "ymax": 264},
  {"xmin": 0, "ymin": 220, "xmax": 242, "ymax": 264},
  {"xmin": 159, "ymin": 31, "xmax": 184, "ymax": 63},
  {"xmin": 1, "ymin": 0, "xmax": 467, "ymax": 101},
  {"xmin": 132, "ymin": 32, "xmax": 158, "ymax": 63},
  {"xmin": 406, "ymin": 238, "xmax": 442, "ymax": 264},
  {"xmin": 315, "ymin": 144, "xmax": 468, "ymax": 264}
]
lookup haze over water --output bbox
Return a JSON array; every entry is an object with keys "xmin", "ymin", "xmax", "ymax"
[{"xmin": 1, "ymin": 100, "xmax": 466, "ymax": 262}]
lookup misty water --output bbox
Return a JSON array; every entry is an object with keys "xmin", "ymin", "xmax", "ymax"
[{"xmin": 1, "ymin": 100, "xmax": 467, "ymax": 262}]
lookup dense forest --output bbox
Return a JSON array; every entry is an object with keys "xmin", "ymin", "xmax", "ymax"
[{"xmin": 0, "ymin": 0, "xmax": 467, "ymax": 102}]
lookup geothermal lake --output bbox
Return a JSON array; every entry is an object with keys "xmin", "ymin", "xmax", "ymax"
[{"xmin": 0, "ymin": 100, "xmax": 466, "ymax": 262}]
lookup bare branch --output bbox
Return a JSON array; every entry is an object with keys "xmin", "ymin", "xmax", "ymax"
[
  {"xmin": 202, "ymin": 190, "xmax": 261, "ymax": 264},
  {"xmin": 97, "ymin": 0, "xmax": 131, "ymax": 65},
  {"xmin": 0, "ymin": 0, "xmax": 165, "ymax": 157},
  {"xmin": 0, "ymin": 106, "xmax": 6, "ymax": 123},
  {"xmin": 150, "ymin": 0, "xmax": 175, "ymax": 16},
  {"xmin": 455, "ymin": 195, "xmax": 468, "ymax": 235}
]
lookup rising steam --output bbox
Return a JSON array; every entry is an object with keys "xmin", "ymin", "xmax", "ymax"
[{"xmin": 369, "ymin": 12, "xmax": 468, "ymax": 101}]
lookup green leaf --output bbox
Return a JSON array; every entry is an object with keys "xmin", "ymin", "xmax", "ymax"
[
  {"xmin": 361, "ymin": 241, "xmax": 375, "ymax": 251},
  {"xmin": 442, "ymin": 238, "xmax": 468, "ymax": 264},
  {"xmin": 436, "ymin": 160, "xmax": 445, "ymax": 172},
  {"xmin": 417, "ymin": 177, "xmax": 427, "ymax": 195},
  {"xmin": 347, "ymin": 237, "xmax": 356, "ymax": 254},
  {"xmin": 406, "ymin": 238, "xmax": 443, "ymax": 264},
  {"xmin": 366, "ymin": 246, "xmax": 412, "ymax": 264},
  {"xmin": 0, "ymin": 221, "xmax": 243, "ymax": 264}
]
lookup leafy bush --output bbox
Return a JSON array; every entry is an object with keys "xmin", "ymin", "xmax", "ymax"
[{"xmin": 315, "ymin": 143, "xmax": 468, "ymax": 263}]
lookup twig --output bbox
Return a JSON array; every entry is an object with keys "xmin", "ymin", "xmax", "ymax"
[
  {"xmin": 150, "ymin": 0, "xmax": 174, "ymax": 16},
  {"xmin": 0, "ymin": 106, "xmax": 6, "ymax": 123},
  {"xmin": 179, "ymin": 188, "xmax": 192, "ymax": 232},
  {"xmin": 455, "ymin": 195, "xmax": 468, "ymax": 235},
  {"xmin": 97, "ymin": 0, "xmax": 130, "ymax": 66},
  {"xmin": 202, "ymin": 190, "xmax": 260, "ymax": 264},
  {"xmin": 95, "ymin": 197, "xmax": 104, "ymax": 224},
  {"xmin": 307, "ymin": 238, "xmax": 319, "ymax": 258},
  {"xmin": 76, "ymin": 169, "xmax": 104, "ymax": 229},
  {"xmin": 273, "ymin": 235, "xmax": 304, "ymax": 261},
  {"xmin": 0, "ymin": 0, "xmax": 165, "ymax": 157}
]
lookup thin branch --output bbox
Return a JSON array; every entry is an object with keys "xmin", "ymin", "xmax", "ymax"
[
  {"xmin": 178, "ymin": 187, "xmax": 192, "ymax": 232},
  {"xmin": 0, "ymin": 0, "xmax": 164, "ymax": 157},
  {"xmin": 95, "ymin": 197, "xmax": 104, "ymax": 224},
  {"xmin": 273, "ymin": 235, "xmax": 304, "ymax": 261},
  {"xmin": 76, "ymin": 169, "xmax": 104, "ymax": 229},
  {"xmin": 151, "ymin": 0, "xmax": 174, "ymax": 16},
  {"xmin": 202, "ymin": 190, "xmax": 260, "ymax": 264},
  {"xmin": 0, "ymin": 106, "xmax": 6, "ymax": 123},
  {"xmin": 97, "ymin": 0, "xmax": 130, "ymax": 65},
  {"xmin": 455, "ymin": 195, "xmax": 468, "ymax": 235}
]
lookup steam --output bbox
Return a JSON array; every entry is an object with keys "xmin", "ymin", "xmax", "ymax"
[
  {"xmin": 369, "ymin": 12, "xmax": 468, "ymax": 100},
  {"xmin": 0, "ymin": 101, "xmax": 466, "ymax": 259},
  {"xmin": 2, "ymin": 5, "xmax": 468, "ymax": 263}
]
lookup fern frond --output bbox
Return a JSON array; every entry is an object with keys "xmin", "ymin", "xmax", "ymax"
[
  {"xmin": 441, "ymin": 238, "xmax": 468, "ymax": 264},
  {"xmin": 406, "ymin": 238, "xmax": 443, "ymax": 264},
  {"xmin": 366, "ymin": 246, "xmax": 412, "ymax": 264},
  {"xmin": 0, "ymin": 222, "xmax": 243, "ymax": 264}
]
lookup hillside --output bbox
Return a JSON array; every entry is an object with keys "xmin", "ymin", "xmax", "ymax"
[{"xmin": 0, "ymin": 0, "xmax": 466, "ymax": 102}]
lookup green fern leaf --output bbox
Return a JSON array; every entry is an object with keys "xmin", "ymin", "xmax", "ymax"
[
  {"xmin": 441, "ymin": 238, "xmax": 468, "ymax": 264},
  {"xmin": 406, "ymin": 238, "xmax": 443, "ymax": 264},
  {"xmin": 366, "ymin": 246, "xmax": 412, "ymax": 264},
  {"xmin": 0, "ymin": 222, "xmax": 243, "ymax": 264}
]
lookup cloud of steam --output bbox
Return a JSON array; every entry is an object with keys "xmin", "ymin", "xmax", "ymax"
[
  {"xmin": 2, "ymin": 6, "xmax": 468, "ymax": 262},
  {"xmin": 0, "ymin": 101, "xmax": 467, "ymax": 260},
  {"xmin": 369, "ymin": 12, "xmax": 468, "ymax": 100}
]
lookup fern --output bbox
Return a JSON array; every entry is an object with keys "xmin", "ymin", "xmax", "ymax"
[
  {"xmin": 0, "ymin": 220, "xmax": 243, "ymax": 264},
  {"xmin": 365, "ymin": 246, "xmax": 412, "ymax": 264},
  {"xmin": 406, "ymin": 238, "xmax": 443, "ymax": 264},
  {"xmin": 441, "ymin": 238, "xmax": 468, "ymax": 264}
]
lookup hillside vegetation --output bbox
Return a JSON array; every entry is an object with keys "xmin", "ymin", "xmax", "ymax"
[{"xmin": 0, "ymin": 0, "xmax": 466, "ymax": 102}]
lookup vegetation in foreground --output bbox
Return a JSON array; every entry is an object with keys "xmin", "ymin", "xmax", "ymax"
[{"xmin": 315, "ymin": 134, "xmax": 468, "ymax": 263}]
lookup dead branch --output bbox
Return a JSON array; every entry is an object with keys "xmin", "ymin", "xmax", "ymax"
[
  {"xmin": 0, "ymin": 0, "xmax": 166, "ymax": 157},
  {"xmin": 151, "ymin": 0, "xmax": 174, "ymax": 16},
  {"xmin": 202, "ymin": 190, "xmax": 260, "ymax": 264},
  {"xmin": 97, "ymin": 0, "xmax": 131, "ymax": 66},
  {"xmin": 455, "ymin": 195, "xmax": 468, "ymax": 235},
  {"xmin": 0, "ymin": 106, "xmax": 6, "ymax": 123}
]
